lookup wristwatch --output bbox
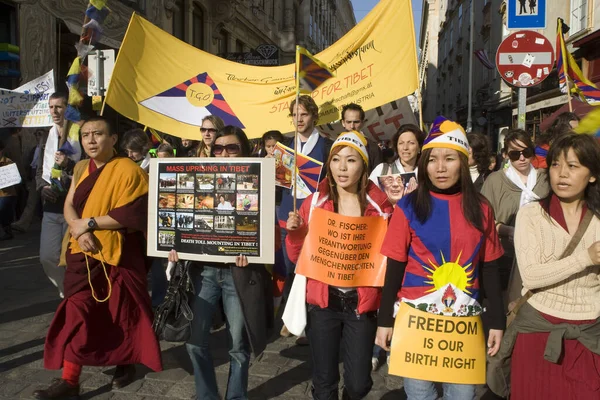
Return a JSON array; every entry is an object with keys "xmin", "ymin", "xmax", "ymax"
[{"xmin": 88, "ymin": 217, "xmax": 98, "ymax": 231}]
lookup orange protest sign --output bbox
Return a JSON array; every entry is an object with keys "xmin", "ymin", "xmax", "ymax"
[
  {"xmin": 295, "ymin": 208, "xmax": 387, "ymax": 287},
  {"xmin": 388, "ymin": 302, "xmax": 486, "ymax": 384}
]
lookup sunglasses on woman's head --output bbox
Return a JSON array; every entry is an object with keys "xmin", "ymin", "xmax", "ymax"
[
  {"xmin": 213, "ymin": 144, "xmax": 241, "ymax": 155},
  {"xmin": 507, "ymin": 148, "xmax": 533, "ymax": 161},
  {"xmin": 200, "ymin": 127, "xmax": 217, "ymax": 133}
]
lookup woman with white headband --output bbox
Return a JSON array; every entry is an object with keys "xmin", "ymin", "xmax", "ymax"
[{"xmin": 285, "ymin": 131, "xmax": 393, "ymax": 400}]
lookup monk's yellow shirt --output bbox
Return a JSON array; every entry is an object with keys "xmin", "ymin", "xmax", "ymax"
[{"xmin": 69, "ymin": 158, "xmax": 149, "ymax": 266}]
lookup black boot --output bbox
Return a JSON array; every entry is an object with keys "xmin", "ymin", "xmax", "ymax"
[
  {"xmin": 111, "ymin": 364, "xmax": 136, "ymax": 389},
  {"xmin": 33, "ymin": 378, "xmax": 80, "ymax": 399},
  {"xmin": 0, "ymin": 225, "xmax": 13, "ymax": 240}
]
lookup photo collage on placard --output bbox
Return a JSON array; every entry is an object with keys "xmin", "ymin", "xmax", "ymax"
[{"xmin": 157, "ymin": 166, "xmax": 260, "ymax": 249}]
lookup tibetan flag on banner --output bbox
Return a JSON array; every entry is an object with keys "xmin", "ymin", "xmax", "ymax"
[
  {"xmin": 103, "ymin": 0, "xmax": 419, "ymax": 140},
  {"xmin": 556, "ymin": 18, "xmax": 600, "ymax": 105},
  {"xmin": 296, "ymin": 46, "xmax": 335, "ymax": 94}
]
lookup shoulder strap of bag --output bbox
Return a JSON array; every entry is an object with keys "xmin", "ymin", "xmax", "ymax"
[
  {"xmin": 513, "ymin": 208, "xmax": 594, "ymax": 312},
  {"xmin": 560, "ymin": 208, "xmax": 593, "ymax": 259},
  {"xmin": 72, "ymin": 160, "xmax": 89, "ymax": 185},
  {"xmin": 307, "ymin": 191, "xmax": 320, "ymax": 222}
]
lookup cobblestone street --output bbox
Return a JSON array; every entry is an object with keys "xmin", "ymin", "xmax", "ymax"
[{"xmin": 0, "ymin": 223, "xmax": 409, "ymax": 400}]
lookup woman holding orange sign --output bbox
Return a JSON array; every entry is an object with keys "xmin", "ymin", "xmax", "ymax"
[
  {"xmin": 286, "ymin": 131, "xmax": 393, "ymax": 400},
  {"xmin": 376, "ymin": 117, "xmax": 505, "ymax": 400}
]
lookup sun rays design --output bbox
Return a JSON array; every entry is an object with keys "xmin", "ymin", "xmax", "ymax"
[{"xmin": 423, "ymin": 251, "xmax": 474, "ymax": 293}]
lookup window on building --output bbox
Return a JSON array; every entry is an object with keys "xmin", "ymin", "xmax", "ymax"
[
  {"xmin": 236, "ymin": 40, "xmax": 244, "ymax": 53},
  {"xmin": 0, "ymin": 2, "xmax": 18, "ymax": 89},
  {"xmin": 458, "ymin": 4, "xmax": 463, "ymax": 28},
  {"xmin": 444, "ymin": 37, "xmax": 447, "ymax": 59},
  {"xmin": 217, "ymin": 29, "xmax": 228, "ymax": 56},
  {"xmin": 449, "ymin": 24, "xmax": 453, "ymax": 45},
  {"xmin": 172, "ymin": 0, "xmax": 185, "ymax": 41},
  {"xmin": 570, "ymin": 0, "xmax": 589, "ymax": 34},
  {"xmin": 192, "ymin": 5, "xmax": 204, "ymax": 49}
]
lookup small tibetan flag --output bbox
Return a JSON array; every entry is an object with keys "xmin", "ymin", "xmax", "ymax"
[
  {"xmin": 556, "ymin": 18, "xmax": 600, "ymax": 105},
  {"xmin": 295, "ymin": 46, "xmax": 335, "ymax": 94},
  {"xmin": 145, "ymin": 126, "xmax": 163, "ymax": 146},
  {"xmin": 296, "ymin": 155, "xmax": 323, "ymax": 194}
]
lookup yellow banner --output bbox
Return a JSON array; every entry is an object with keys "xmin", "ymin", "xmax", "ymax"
[
  {"xmin": 104, "ymin": 0, "xmax": 418, "ymax": 140},
  {"xmin": 388, "ymin": 302, "xmax": 486, "ymax": 385}
]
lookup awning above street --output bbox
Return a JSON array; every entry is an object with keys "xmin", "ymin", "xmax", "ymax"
[
  {"xmin": 539, "ymin": 101, "xmax": 596, "ymax": 132},
  {"xmin": 512, "ymin": 94, "xmax": 569, "ymax": 116}
]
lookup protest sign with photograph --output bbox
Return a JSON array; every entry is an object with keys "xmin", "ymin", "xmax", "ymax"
[
  {"xmin": 377, "ymin": 172, "xmax": 417, "ymax": 203},
  {"xmin": 388, "ymin": 302, "xmax": 486, "ymax": 384},
  {"xmin": 148, "ymin": 158, "xmax": 275, "ymax": 264},
  {"xmin": 0, "ymin": 70, "xmax": 55, "ymax": 128},
  {"xmin": 295, "ymin": 208, "xmax": 388, "ymax": 287}
]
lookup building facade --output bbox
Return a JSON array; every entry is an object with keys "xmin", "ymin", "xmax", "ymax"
[
  {"xmin": 0, "ymin": 0, "xmax": 355, "ymax": 91},
  {"xmin": 419, "ymin": 0, "xmax": 598, "ymax": 150}
]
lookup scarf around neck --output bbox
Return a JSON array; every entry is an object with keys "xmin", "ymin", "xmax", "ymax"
[
  {"xmin": 295, "ymin": 128, "xmax": 320, "ymax": 157},
  {"xmin": 505, "ymin": 164, "xmax": 539, "ymax": 207}
]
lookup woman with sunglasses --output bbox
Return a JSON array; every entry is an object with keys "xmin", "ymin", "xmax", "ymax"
[
  {"xmin": 489, "ymin": 134, "xmax": 600, "ymax": 399},
  {"xmin": 481, "ymin": 129, "xmax": 549, "ymax": 302},
  {"xmin": 197, "ymin": 116, "xmax": 225, "ymax": 157},
  {"xmin": 168, "ymin": 126, "xmax": 273, "ymax": 400}
]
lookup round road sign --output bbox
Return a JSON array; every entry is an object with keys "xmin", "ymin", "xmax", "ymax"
[{"xmin": 496, "ymin": 30, "xmax": 554, "ymax": 88}]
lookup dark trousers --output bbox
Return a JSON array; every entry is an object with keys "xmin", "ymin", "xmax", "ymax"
[
  {"xmin": 280, "ymin": 228, "xmax": 296, "ymax": 302},
  {"xmin": 306, "ymin": 290, "xmax": 377, "ymax": 400},
  {"xmin": 0, "ymin": 196, "xmax": 16, "ymax": 228}
]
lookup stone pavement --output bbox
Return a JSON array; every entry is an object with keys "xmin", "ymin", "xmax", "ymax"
[{"xmin": 0, "ymin": 222, "xmax": 488, "ymax": 400}]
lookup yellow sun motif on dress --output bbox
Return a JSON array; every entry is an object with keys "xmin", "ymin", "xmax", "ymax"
[{"xmin": 423, "ymin": 251, "xmax": 474, "ymax": 293}]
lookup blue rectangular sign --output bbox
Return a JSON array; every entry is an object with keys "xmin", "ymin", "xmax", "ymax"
[{"xmin": 507, "ymin": 0, "xmax": 546, "ymax": 29}]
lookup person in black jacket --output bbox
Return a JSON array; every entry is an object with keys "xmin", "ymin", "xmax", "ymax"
[
  {"xmin": 278, "ymin": 96, "xmax": 332, "ymax": 343},
  {"xmin": 168, "ymin": 126, "xmax": 273, "ymax": 400},
  {"xmin": 467, "ymin": 132, "xmax": 491, "ymax": 192},
  {"xmin": 340, "ymin": 103, "xmax": 382, "ymax": 173}
]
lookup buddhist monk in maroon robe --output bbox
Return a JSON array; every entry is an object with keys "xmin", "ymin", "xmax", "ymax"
[{"xmin": 34, "ymin": 116, "xmax": 162, "ymax": 400}]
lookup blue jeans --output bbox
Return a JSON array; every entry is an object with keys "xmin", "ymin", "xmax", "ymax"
[
  {"xmin": 372, "ymin": 344, "xmax": 389, "ymax": 359},
  {"xmin": 186, "ymin": 266, "xmax": 250, "ymax": 400},
  {"xmin": 150, "ymin": 258, "xmax": 168, "ymax": 308},
  {"xmin": 403, "ymin": 378, "xmax": 476, "ymax": 400}
]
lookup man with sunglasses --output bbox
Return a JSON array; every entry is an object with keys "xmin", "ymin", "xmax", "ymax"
[
  {"xmin": 482, "ymin": 129, "xmax": 549, "ymax": 303},
  {"xmin": 277, "ymin": 95, "xmax": 333, "ymax": 343}
]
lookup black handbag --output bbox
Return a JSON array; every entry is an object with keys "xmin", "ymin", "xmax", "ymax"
[{"xmin": 152, "ymin": 261, "xmax": 195, "ymax": 342}]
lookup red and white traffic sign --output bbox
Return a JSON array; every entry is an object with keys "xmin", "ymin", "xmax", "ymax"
[{"xmin": 496, "ymin": 30, "xmax": 554, "ymax": 88}]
